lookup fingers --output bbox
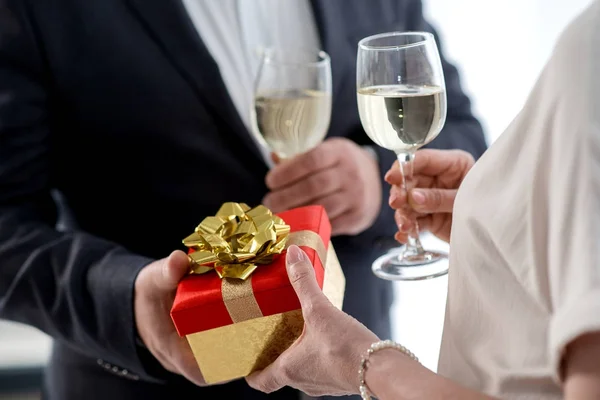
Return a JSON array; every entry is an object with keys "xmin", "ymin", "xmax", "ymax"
[
  {"xmin": 390, "ymin": 186, "xmax": 457, "ymax": 214},
  {"xmin": 286, "ymin": 245, "xmax": 323, "ymax": 311},
  {"xmin": 395, "ymin": 231, "xmax": 409, "ymax": 244},
  {"xmin": 246, "ymin": 357, "xmax": 285, "ymax": 394},
  {"xmin": 389, "ymin": 184, "xmax": 405, "ymax": 209},
  {"xmin": 153, "ymin": 250, "xmax": 191, "ymax": 292},
  {"xmin": 316, "ymin": 191, "xmax": 353, "ymax": 221},
  {"xmin": 330, "ymin": 210, "xmax": 363, "ymax": 236},
  {"xmin": 388, "ymin": 176, "xmax": 434, "ymax": 207},
  {"xmin": 263, "ymin": 168, "xmax": 343, "ymax": 213},
  {"xmin": 385, "ymin": 149, "xmax": 472, "ymax": 185},
  {"xmin": 266, "ymin": 141, "xmax": 339, "ymax": 190},
  {"xmin": 395, "ymin": 211, "xmax": 433, "ymax": 238},
  {"xmin": 271, "ymin": 152, "xmax": 281, "ymax": 165},
  {"xmin": 394, "ymin": 209, "xmax": 410, "ymax": 232},
  {"xmin": 409, "ymin": 188, "xmax": 456, "ymax": 214},
  {"xmin": 172, "ymin": 336, "xmax": 208, "ymax": 386},
  {"xmin": 384, "ymin": 149, "xmax": 444, "ymax": 185},
  {"xmin": 153, "ymin": 335, "xmax": 190, "ymax": 375},
  {"xmin": 394, "ymin": 222, "xmax": 429, "ymax": 244},
  {"xmin": 409, "ymin": 188, "xmax": 456, "ymax": 215}
]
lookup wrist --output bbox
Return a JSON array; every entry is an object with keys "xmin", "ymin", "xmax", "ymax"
[
  {"xmin": 344, "ymin": 339, "xmax": 377, "ymax": 394},
  {"xmin": 359, "ymin": 340, "xmax": 420, "ymax": 399},
  {"xmin": 364, "ymin": 350, "xmax": 407, "ymax": 397}
]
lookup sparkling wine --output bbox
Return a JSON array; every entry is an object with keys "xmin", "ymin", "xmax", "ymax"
[
  {"xmin": 357, "ymin": 85, "xmax": 446, "ymax": 153},
  {"xmin": 253, "ymin": 89, "xmax": 331, "ymax": 158}
]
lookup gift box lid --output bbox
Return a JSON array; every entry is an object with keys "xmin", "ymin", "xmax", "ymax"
[{"xmin": 170, "ymin": 205, "xmax": 331, "ymax": 337}]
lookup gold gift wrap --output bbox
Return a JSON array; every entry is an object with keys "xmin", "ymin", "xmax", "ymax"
[{"xmin": 170, "ymin": 204, "xmax": 345, "ymax": 384}]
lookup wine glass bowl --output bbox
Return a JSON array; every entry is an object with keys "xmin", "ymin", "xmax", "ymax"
[
  {"xmin": 252, "ymin": 48, "xmax": 332, "ymax": 159},
  {"xmin": 357, "ymin": 32, "xmax": 447, "ymax": 154},
  {"xmin": 357, "ymin": 32, "xmax": 449, "ymax": 281}
]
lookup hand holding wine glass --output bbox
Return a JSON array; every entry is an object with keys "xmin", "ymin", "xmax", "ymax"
[
  {"xmin": 252, "ymin": 47, "xmax": 332, "ymax": 159},
  {"xmin": 385, "ymin": 148, "xmax": 475, "ymax": 244},
  {"xmin": 255, "ymin": 48, "xmax": 382, "ymax": 236},
  {"xmin": 263, "ymin": 137, "xmax": 382, "ymax": 236},
  {"xmin": 357, "ymin": 32, "xmax": 449, "ymax": 281}
]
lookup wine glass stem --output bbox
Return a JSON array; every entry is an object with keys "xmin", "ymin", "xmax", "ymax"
[{"xmin": 397, "ymin": 152, "xmax": 425, "ymax": 258}]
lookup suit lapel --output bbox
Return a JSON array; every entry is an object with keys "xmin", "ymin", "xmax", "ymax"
[{"xmin": 124, "ymin": 0, "xmax": 265, "ymax": 164}]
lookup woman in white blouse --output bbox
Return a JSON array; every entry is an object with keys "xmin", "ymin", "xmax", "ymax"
[{"xmin": 246, "ymin": 1, "xmax": 600, "ymax": 399}]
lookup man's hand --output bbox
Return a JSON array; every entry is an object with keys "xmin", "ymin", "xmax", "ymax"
[
  {"xmin": 263, "ymin": 138, "xmax": 381, "ymax": 236},
  {"xmin": 134, "ymin": 251, "xmax": 206, "ymax": 386}
]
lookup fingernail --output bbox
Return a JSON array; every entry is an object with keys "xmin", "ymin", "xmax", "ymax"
[
  {"xmin": 271, "ymin": 152, "xmax": 280, "ymax": 164},
  {"xmin": 411, "ymin": 190, "xmax": 426, "ymax": 205},
  {"xmin": 286, "ymin": 245, "xmax": 308, "ymax": 267},
  {"xmin": 384, "ymin": 171, "xmax": 392, "ymax": 182},
  {"xmin": 389, "ymin": 193, "xmax": 397, "ymax": 206}
]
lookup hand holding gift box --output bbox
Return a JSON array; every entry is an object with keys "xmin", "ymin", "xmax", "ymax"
[{"xmin": 170, "ymin": 202, "xmax": 345, "ymax": 384}]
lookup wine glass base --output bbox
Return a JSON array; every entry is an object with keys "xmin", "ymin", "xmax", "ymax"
[{"xmin": 372, "ymin": 250, "xmax": 448, "ymax": 281}]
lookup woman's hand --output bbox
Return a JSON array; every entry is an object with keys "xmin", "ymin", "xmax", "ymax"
[
  {"xmin": 385, "ymin": 149, "xmax": 475, "ymax": 243},
  {"xmin": 248, "ymin": 246, "xmax": 501, "ymax": 400},
  {"xmin": 246, "ymin": 245, "xmax": 379, "ymax": 397}
]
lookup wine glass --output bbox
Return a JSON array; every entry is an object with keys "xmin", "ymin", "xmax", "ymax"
[
  {"xmin": 356, "ymin": 32, "xmax": 448, "ymax": 281},
  {"xmin": 252, "ymin": 47, "xmax": 332, "ymax": 160}
]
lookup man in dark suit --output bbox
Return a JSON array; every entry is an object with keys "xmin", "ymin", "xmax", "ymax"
[{"xmin": 0, "ymin": 0, "xmax": 486, "ymax": 399}]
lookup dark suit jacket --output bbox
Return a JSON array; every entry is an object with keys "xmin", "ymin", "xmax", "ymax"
[{"xmin": 0, "ymin": 0, "xmax": 487, "ymax": 398}]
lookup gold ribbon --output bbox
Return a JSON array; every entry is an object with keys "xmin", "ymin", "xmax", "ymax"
[
  {"xmin": 221, "ymin": 230, "xmax": 328, "ymax": 323},
  {"xmin": 182, "ymin": 202, "xmax": 290, "ymax": 280},
  {"xmin": 221, "ymin": 278, "xmax": 264, "ymax": 323},
  {"xmin": 285, "ymin": 231, "xmax": 327, "ymax": 264}
]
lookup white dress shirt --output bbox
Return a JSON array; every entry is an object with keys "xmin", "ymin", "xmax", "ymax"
[{"xmin": 180, "ymin": 0, "xmax": 321, "ymax": 164}]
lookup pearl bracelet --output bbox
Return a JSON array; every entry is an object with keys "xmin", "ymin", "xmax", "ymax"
[{"xmin": 358, "ymin": 340, "xmax": 419, "ymax": 399}]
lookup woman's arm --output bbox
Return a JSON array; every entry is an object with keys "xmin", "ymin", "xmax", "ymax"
[
  {"xmin": 365, "ymin": 349, "xmax": 495, "ymax": 400},
  {"xmin": 247, "ymin": 245, "xmax": 496, "ymax": 399},
  {"xmin": 248, "ymin": 245, "xmax": 600, "ymax": 399}
]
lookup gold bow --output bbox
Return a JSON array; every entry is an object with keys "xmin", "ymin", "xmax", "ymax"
[{"xmin": 182, "ymin": 202, "xmax": 290, "ymax": 280}]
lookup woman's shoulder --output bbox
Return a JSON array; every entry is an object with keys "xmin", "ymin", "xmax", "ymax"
[
  {"xmin": 533, "ymin": 0, "xmax": 600, "ymax": 143},
  {"xmin": 547, "ymin": 1, "xmax": 600, "ymax": 96}
]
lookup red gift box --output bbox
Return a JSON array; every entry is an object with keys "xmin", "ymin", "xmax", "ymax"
[{"xmin": 170, "ymin": 205, "xmax": 345, "ymax": 384}]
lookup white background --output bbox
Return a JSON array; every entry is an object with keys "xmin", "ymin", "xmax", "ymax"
[
  {"xmin": 425, "ymin": 0, "xmax": 593, "ymax": 144},
  {"xmin": 0, "ymin": 0, "xmax": 595, "ymax": 387}
]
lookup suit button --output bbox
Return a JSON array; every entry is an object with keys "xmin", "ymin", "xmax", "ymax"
[{"xmin": 97, "ymin": 358, "xmax": 140, "ymax": 381}]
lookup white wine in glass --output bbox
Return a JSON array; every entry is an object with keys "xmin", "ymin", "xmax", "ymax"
[
  {"xmin": 357, "ymin": 85, "xmax": 446, "ymax": 152},
  {"xmin": 252, "ymin": 48, "xmax": 332, "ymax": 159},
  {"xmin": 357, "ymin": 32, "xmax": 449, "ymax": 281}
]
